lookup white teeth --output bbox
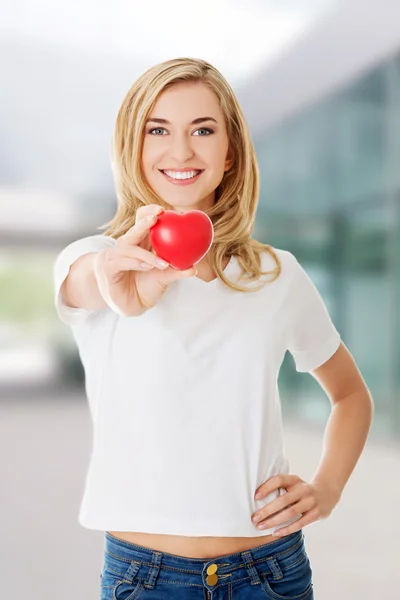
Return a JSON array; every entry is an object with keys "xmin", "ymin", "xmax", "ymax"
[{"xmin": 163, "ymin": 170, "xmax": 201, "ymax": 180}]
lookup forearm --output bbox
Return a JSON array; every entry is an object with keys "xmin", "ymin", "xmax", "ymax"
[
  {"xmin": 61, "ymin": 252, "xmax": 108, "ymax": 311},
  {"xmin": 311, "ymin": 389, "xmax": 374, "ymax": 498}
]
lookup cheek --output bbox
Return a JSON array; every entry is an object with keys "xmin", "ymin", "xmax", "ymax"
[
  {"xmin": 141, "ymin": 148, "xmax": 157, "ymax": 175},
  {"xmin": 210, "ymin": 153, "xmax": 229, "ymax": 178},
  {"xmin": 211, "ymin": 140, "xmax": 229, "ymax": 168},
  {"xmin": 143, "ymin": 141, "xmax": 167, "ymax": 170},
  {"xmin": 142, "ymin": 137, "xmax": 157, "ymax": 159}
]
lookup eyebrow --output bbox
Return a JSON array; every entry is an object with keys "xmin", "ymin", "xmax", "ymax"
[{"xmin": 146, "ymin": 117, "xmax": 218, "ymax": 125}]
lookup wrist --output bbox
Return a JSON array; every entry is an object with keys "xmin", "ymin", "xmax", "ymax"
[{"xmin": 310, "ymin": 476, "xmax": 343, "ymax": 502}]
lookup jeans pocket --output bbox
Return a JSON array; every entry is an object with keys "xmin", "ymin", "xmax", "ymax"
[
  {"xmin": 100, "ymin": 564, "xmax": 144, "ymax": 600},
  {"xmin": 259, "ymin": 546, "xmax": 313, "ymax": 600}
]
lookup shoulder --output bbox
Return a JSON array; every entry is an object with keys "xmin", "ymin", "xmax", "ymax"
[
  {"xmin": 260, "ymin": 248, "xmax": 333, "ymax": 322},
  {"xmin": 54, "ymin": 234, "xmax": 116, "ymax": 271},
  {"xmin": 231, "ymin": 246, "xmax": 301, "ymax": 295},
  {"xmin": 258, "ymin": 246, "xmax": 300, "ymax": 284},
  {"xmin": 56, "ymin": 234, "xmax": 116, "ymax": 257}
]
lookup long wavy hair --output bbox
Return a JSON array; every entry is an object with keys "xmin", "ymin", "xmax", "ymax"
[{"xmin": 99, "ymin": 57, "xmax": 281, "ymax": 292}]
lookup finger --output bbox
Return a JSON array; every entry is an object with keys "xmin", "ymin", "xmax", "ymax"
[
  {"xmin": 158, "ymin": 266, "xmax": 197, "ymax": 285},
  {"xmin": 251, "ymin": 498, "xmax": 290, "ymax": 523},
  {"xmin": 251, "ymin": 490, "xmax": 303, "ymax": 523},
  {"xmin": 255, "ymin": 474, "xmax": 299, "ymax": 499},
  {"xmin": 104, "ymin": 257, "xmax": 157, "ymax": 274},
  {"xmin": 255, "ymin": 500, "xmax": 309, "ymax": 529},
  {"xmin": 119, "ymin": 214, "xmax": 159, "ymax": 246},
  {"xmin": 271, "ymin": 509, "xmax": 318, "ymax": 537},
  {"xmin": 135, "ymin": 204, "xmax": 164, "ymax": 225},
  {"xmin": 116, "ymin": 245, "xmax": 169, "ymax": 269}
]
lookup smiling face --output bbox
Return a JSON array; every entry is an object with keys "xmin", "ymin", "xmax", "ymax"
[{"xmin": 141, "ymin": 81, "xmax": 234, "ymax": 213}]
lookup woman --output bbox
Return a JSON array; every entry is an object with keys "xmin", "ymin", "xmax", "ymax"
[{"xmin": 54, "ymin": 57, "xmax": 373, "ymax": 599}]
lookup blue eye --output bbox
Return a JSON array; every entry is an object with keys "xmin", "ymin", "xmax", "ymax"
[
  {"xmin": 148, "ymin": 128, "xmax": 167, "ymax": 135},
  {"xmin": 147, "ymin": 127, "xmax": 213, "ymax": 136},
  {"xmin": 193, "ymin": 128, "xmax": 213, "ymax": 136}
]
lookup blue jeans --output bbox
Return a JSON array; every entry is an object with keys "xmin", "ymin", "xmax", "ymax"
[{"xmin": 101, "ymin": 529, "xmax": 314, "ymax": 599}]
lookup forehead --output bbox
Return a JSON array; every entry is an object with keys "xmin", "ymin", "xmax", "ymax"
[{"xmin": 150, "ymin": 82, "xmax": 222, "ymax": 118}]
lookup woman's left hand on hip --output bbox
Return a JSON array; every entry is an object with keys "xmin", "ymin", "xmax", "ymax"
[{"xmin": 251, "ymin": 474, "xmax": 341, "ymax": 537}]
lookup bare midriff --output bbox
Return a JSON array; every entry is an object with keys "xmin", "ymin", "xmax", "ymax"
[{"xmin": 106, "ymin": 531, "xmax": 279, "ymax": 559}]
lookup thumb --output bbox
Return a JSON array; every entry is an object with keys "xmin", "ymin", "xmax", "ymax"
[{"xmin": 160, "ymin": 266, "xmax": 197, "ymax": 285}]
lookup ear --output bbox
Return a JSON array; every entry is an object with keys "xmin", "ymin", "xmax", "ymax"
[{"xmin": 224, "ymin": 146, "xmax": 234, "ymax": 172}]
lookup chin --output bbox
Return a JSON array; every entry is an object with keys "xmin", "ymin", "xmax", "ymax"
[
  {"xmin": 169, "ymin": 204, "xmax": 200, "ymax": 213},
  {"xmin": 164, "ymin": 197, "xmax": 208, "ymax": 212}
]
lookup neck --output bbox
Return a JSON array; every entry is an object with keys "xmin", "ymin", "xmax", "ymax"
[{"xmin": 194, "ymin": 255, "xmax": 230, "ymax": 282}]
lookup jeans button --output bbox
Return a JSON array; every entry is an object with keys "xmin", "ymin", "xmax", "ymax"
[
  {"xmin": 206, "ymin": 564, "xmax": 218, "ymax": 576},
  {"xmin": 206, "ymin": 574, "xmax": 219, "ymax": 586}
]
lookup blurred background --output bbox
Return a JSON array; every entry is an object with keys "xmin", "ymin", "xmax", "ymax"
[{"xmin": 1, "ymin": 0, "xmax": 399, "ymax": 598}]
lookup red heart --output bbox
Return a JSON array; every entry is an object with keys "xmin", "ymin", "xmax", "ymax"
[{"xmin": 149, "ymin": 210, "xmax": 214, "ymax": 270}]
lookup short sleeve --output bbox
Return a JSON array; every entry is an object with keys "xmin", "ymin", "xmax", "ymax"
[
  {"xmin": 53, "ymin": 234, "xmax": 116, "ymax": 327},
  {"xmin": 282, "ymin": 254, "xmax": 341, "ymax": 372}
]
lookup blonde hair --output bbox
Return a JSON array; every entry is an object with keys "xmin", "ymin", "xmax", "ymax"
[{"xmin": 99, "ymin": 57, "xmax": 281, "ymax": 292}]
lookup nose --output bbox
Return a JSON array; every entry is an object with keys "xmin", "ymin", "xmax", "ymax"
[{"xmin": 168, "ymin": 132, "xmax": 194, "ymax": 163}]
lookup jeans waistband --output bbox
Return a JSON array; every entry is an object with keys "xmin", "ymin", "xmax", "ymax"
[{"xmin": 103, "ymin": 529, "xmax": 305, "ymax": 589}]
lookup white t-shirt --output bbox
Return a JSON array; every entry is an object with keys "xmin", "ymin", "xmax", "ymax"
[{"xmin": 53, "ymin": 234, "xmax": 341, "ymax": 537}]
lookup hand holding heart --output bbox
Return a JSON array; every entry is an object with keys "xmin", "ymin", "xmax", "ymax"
[
  {"xmin": 93, "ymin": 205, "xmax": 199, "ymax": 317},
  {"xmin": 251, "ymin": 474, "xmax": 341, "ymax": 537}
]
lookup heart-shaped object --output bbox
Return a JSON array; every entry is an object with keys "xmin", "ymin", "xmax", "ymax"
[{"xmin": 149, "ymin": 210, "xmax": 214, "ymax": 270}]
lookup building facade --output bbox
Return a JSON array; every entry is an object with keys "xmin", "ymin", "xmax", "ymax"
[{"xmin": 238, "ymin": 1, "xmax": 400, "ymax": 437}]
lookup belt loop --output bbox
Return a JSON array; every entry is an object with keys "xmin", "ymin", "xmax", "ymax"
[
  {"xmin": 241, "ymin": 550, "xmax": 262, "ymax": 585},
  {"xmin": 144, "ymin": 551, "xmax": 162, "ymax": 589},
  {"xmin": 123, "ymin": 560, "xmax": 141, "ymax": 584},
  {"xmin": 265, "ymin": 556, "xmax": 284, "ymax": 580}
]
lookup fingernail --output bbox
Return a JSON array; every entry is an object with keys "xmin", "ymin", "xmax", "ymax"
[
  {"xmin": 156, "ymin": 258, "xmax": 169, "ymax": 268},
  {"xmin": 255, "ymin": 492, "xmax": 262, "ymax": 499}
]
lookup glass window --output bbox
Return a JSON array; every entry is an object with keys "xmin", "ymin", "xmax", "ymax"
[{"xmin": 254, "ymin": 53, "xmax": 400, "ymax": 437}]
